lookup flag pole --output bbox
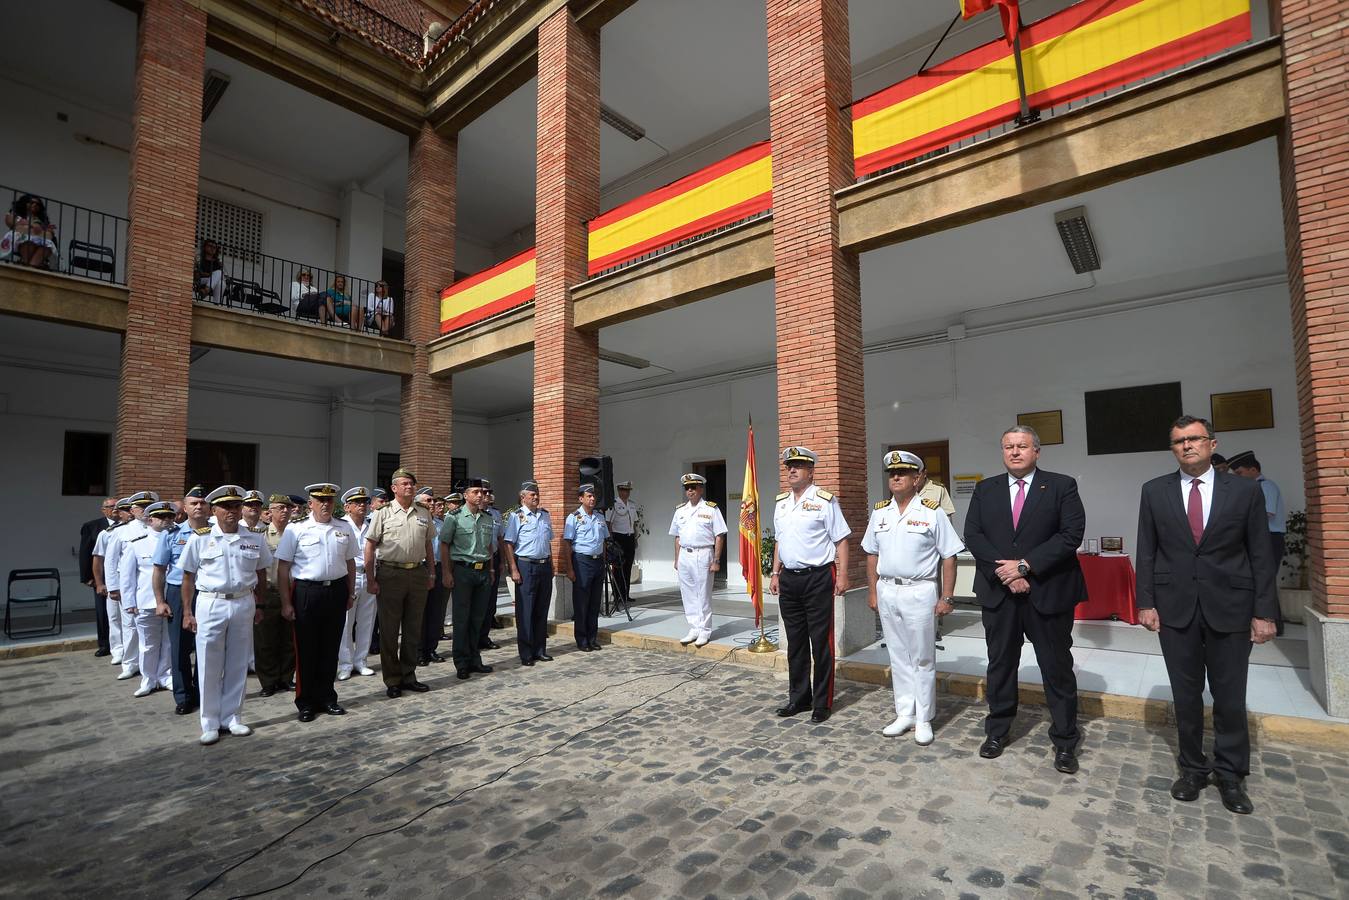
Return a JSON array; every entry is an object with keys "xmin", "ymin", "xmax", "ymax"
[
  {"xmin": 1010, "ymin": 25, "xmax": 1039, "ymax": 126},
  {"xmin": 743, "ymin": 414, "xmax": 776, "ymax": 652}
]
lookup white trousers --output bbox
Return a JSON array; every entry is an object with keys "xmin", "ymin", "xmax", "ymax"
[
  {"xmin": 338, "ymin": 584, "xmax": 377, "ymax": 674},
  {"xmin": 118, "ymin": 603, "xmax": 139, "ymax": 675},
  {"xmin": 878, "ymin": 579, "xmax": 939, "ymax": 722},
  {"xmin": 135, "ymin": 610, "xmax": 173, "ymax": 691},
  {"xmin": 107, "ymin": 594, "xmax": 125, "ymax": 661},
  {"xmin": 676, "ymin": 546, "xmax": 714, "ymax": 634},
  {"xmin": 197, "ymin": 593, "xmax": 255, "ymax": 733}
]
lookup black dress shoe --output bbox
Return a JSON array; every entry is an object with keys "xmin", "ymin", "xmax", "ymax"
[
  {"xmin": 429, "ymin": 652, "xmax": 445, "ymax": 663},
  {"xmin": 776, "ymin": 703, "xmax": 810, "ymax": 718},
  {"xmin": 325, "ymin": 703, "xmax": 347, "ymax": 716},
  {"xmin": 259, "ymin": 686, "xmax": 277, "ymax": 698},
  {"xmin": 286, "ymin": 681, "xmax": 296, "ymax": 691},
  {"xmin": 979, "ymin": 736, "xmax": 1006, "ymax": 759},
  {"xmin": 811, "ymin": 708, "xmax": 832, "ymax": 723},
  {"xmin": 1170, "ymin": 772, "xmax": 1208, "ymax": 801},
  {"xmin": 95, "ymin": 648, "xmax": 111, "ymax": 658},
  {"xmin": 469, "ymin": 664, "xmax": 493, "ymax": 674},
  {"xmin": 1217, "ymin": 779, "xmax": 1254, "ymax": 814},
  {"xmin": 298, "ymin": 709, "xmax": 316, "ymax": 722},
  {"xmin": 536, "ymin": 653, "xmax": 554, "ymax": 662},
  {"xmin": 580, "ymin": 645, "xmax": 594, "ymax": 652},
  {"xmin": 1054, "ymin": 749, "xmax": 1079, "ymax": 775},
  {"xmin": 174, "ymin": 703, "xmax": 194, "ymax": 715},
  {"xmin": 480, "ymin": 640, "xmax": 500, "ymax": 650},
  {"xmin": 456, "ymin": 669, "xmax": 471, "ymax": 680},
  {"xmin": 417, "ymin": 655, "xmax": 430, "ymax": 667},
  {"xmin": 521, "ymin": 658, "xmax": 535, "ymax": 667},
  {"xmin": 401, "ymin": 680, "xmax": 431, "ymax": 692},
  {"xmin": 386, "ymin": 686, "xmax": 402, "ymax": 698},
  {"xmin": 589, "ymin": 641, "xmax": 602, "ymax": 651}
]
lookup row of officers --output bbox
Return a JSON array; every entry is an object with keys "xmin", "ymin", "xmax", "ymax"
[{"xmin": 86, "ymin": 421, "xmax": 1274, "ymax": 816}]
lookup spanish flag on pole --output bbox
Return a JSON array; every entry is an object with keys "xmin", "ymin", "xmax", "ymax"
[
  {"xmin": 739, "ymin": 420, "xmax": 765, "ymax": 628},
  {"xmin": 960, "ymin": 0, "xmax": 1021, "ymax": 44}
]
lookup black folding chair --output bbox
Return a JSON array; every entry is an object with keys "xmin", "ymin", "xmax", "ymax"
[
  {"xmin": 68, "ymin": 240, "xmax": 116, "ymax": 282},
  {"xmin": 5, "ymin": 568, "xmax": 62, "ymax": 639}
]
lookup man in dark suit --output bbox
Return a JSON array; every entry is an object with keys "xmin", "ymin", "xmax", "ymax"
[
  {"xmin": 1136, "ymin": 415, "xmax": 1278, "ymax": 815},
  {"xmin": 79, "ymin": 498, "xmax": 118, "ymax": 656},
  {"xmin": 964, "ymin": 426, "xmax": 1087, "ymax": 774}
]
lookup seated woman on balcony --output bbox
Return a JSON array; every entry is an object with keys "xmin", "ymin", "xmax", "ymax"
[
  {"xmin": 321, "ymin": 274, "xmax": 355, "ymax": 328},
  {"xmin": 194, "ymin": 240, "xmax": 224, "ymax": 303},
  {"xmin": 292, "ymin": 270, "xmax": 323, "ymax": 319},
  {"xmin": 365, "ymin": 281, "xmax": 395, "ymax": 336},
  {"xmin": 2, "ymin": 194, "xmax": 58, "ymax": 269}
]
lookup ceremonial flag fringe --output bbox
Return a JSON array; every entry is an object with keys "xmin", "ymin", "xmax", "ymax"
[
  {"xmin": 960, "ymin": 0, "xmax": 1021, "ymax": 44},
  {"xmin": 739, "ymin": 420, "xmax": 764, "ymax": 628}
]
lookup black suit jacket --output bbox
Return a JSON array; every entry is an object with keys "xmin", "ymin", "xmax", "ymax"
[
  {"xmin": 964, "ymin": 469, "xmax": 1088, "ymax": 615},
  {"xmin": 78, "ymin": 517, "xmax": 110, "ymax": 583},
  {"xmin": 1135, "ymin": 469, "xmax": 1278, "ymax": 632}
]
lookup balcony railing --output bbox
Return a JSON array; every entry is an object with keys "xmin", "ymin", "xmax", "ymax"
[
  {"xmin": 304, "ymin": 0, "xmax": 423, "ymax": 61},
  {"xmin": 1, "ymin": 184, "xmax": 128, "ymax": 285}
]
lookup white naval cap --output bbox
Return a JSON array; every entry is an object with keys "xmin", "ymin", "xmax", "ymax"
[
  {"xmin": 781, "ymin": 446, "xmax": 818, "ymax": 465},
  {"xmin": 883, "ymin": 449, "xmax": 922, "ymax": 472}
]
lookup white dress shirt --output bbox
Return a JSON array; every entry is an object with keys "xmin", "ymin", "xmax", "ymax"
[
  {"xmin": 1180, "ymin": 467, "xmax": 1214, "ymax": 527},
  {"xmin": 276, "ymin": 517, "xmax": 357, "ymax": 582},
  {"xmin": 180, "ymin": 525, "xmax": 272, "ymax": 594},
  {"xmin": 773, "ymin": 484, "xmax": 852, "ymax": 569},
  {"xmin": 669, "ymin": 499, "xmax": 727, "ymax": 549},
  {"xmin": 1008, "ymin": 468, "xmax": 1037, "ymax": 503}
]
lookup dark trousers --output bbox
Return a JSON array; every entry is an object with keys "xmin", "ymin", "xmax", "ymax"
[
  {"xmin": 254, "ymin": 585, "xmax": 295, "ymax": 692},
  {"xmin": 571, "ymin": 554, "xmax": 603, "ymax": 647},
  {"xmin": 613, "ymin": 534, "xmax": 636, "ymax": 598},
  {"xmin": 1159, "ymin": 605, "xmax": 1254, "ymax": 780},
  {"xmin": 451, "ymin": 562, "xmax": 493, "ymax": 670},
  {"xmin": 165, "ymin": 583, "xmax": 198, "ymax": 707},
  {"xmin": 420, "ymin": 562, "xmax": 448, "ymax": 658},
  {"xmin": 93, "ymin": 587, "xmax": 110, "ymax": 653},
  {"xmin": 779, "ymin": 566, "xmax": 836, "ymax": 711},
  {"xmin": 376, "ymin": 565, "xmax": 427, "ymax": 688},
  {"xmin": 516, "ymin": 558, "xmax": 554, "ymax": 661},
  {"xmin": 478, "ymin": 553, "xmax": 501, "ymax": 646},
  {"xmin": 1271, "ymin": 532, "xmax": 1286, "ymax": 634},
  {"xmin": 292, "ymin": 580, "xmax": 347, "ymax": 712},
  {"xmin": 982, "ymin": 595, "xmax": 1080, "ymax": 751}
]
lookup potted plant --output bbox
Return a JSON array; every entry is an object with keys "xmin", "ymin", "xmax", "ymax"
[{"xmin": 1283, "ymin": 510, "xmax": 1308, "ymax": 590}]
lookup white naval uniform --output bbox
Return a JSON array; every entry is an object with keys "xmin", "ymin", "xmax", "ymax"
[
  {"xmin": 94, "ymin": 525, "xmax": 126, "ymax": 664},
  {"xmin": 668, "ymin": 499, "xmax": 728, "ymax": 636},
  {"xmin": 118, "ymin": 528, "xmax": 173, "ymax": 693},
  {"xmin": 105, "ymin": 519, "xmax": 144, "ymax": 676},
  {"xmin": 180, "ymin": 525, "xmax": 272, "ymax": 733},
  {"xmin": 861, "ymin": 494, "xmax": 963, "ymax": 723},
  {"xmin": 338, "ymin": 516, "xmax": 376, "ymax": 676},
  {"xmin": 606, "ymin": 498, "xmax": 637, "ymax": 535}
]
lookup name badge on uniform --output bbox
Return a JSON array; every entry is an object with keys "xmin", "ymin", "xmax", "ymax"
[
  {"xmin": 802, "ymin": 502, "xmax": 822, "ymax": 511},
  {"xmin": 335, "ymin": 531, "xmax": 349, "ymax": 542},
  {"xmin": 904, "ymin": 519, "xmax": 929, "ymax": 532}
]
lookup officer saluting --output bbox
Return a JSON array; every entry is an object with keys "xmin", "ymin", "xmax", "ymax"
[
  {"xmin": 862, "ymin": 450, "xmax": 963, "ymax": 745},
  {"xmin": 179, "ymin": 485, "xmax": 272, "ymax": 746},
  {"xmin": 276, "ymin": 483, "xmax": 357, "ymax": 723},
  {"xmin": 502, "ymin": 479, "xmax": 554, "ymax": 666},
  {"xmin": 669, "ymin": 473, "xmax": 727, "ymax": 647},
  {"xmin": 769, "ymin": 447, "xmax": 851, "ymax": 723}
]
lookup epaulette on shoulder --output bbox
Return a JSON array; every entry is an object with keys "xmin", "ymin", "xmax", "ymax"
[
  {"xmin": 921, "ymin": 497, "xmax": 941, "ymax": 510},
  {"xmin": 249, "ymin": 524, "xmax": 267, "ymax": 533},
  {"xmin": 193, "ymin": 526, "xmax": 211, "ymax": 535},
  {"xmin": 815, "ymin": 489, "xmax": 834, "ymax": 501},
  {"xmin": 129, "ymin": 533, "xmax": 148, "ymax": 543},
  {"xmin": 704, "ymin": 501, "xmax": 717, "ymax": 508},
  {"xmin": 776, "ymin": 492, "xmax": 789, "ymax": 501},
  {"xmin": 874, "ymin": 499, "xmax": 890, "ymax": 510},
  {"xmin": 106, "ymin": 522, "xmax": 122, "ymax": 532}
]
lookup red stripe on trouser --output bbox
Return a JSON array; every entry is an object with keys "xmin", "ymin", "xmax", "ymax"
[
  {"xmin": 827, "ymin": 564, "xmax": 836, "ymax": 708},
  {"xmin": 290, "ymin": 621, "xmax": 302, "ymax": 697}
]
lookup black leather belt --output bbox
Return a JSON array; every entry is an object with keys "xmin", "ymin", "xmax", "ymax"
[
  {"xmin": 295, "ymin": 578, "xmax": 345, "ymax": 588},
  {"xmin": 782, "ymin": 563, "xmax": 832, "ymax": 575},
  {"xmin": 454, "ymin": 560, "xmax": 488, "ymax": 570},
  {"xmin": 518, "ymin": 557, "xmax": 551, "ymax": 564}
]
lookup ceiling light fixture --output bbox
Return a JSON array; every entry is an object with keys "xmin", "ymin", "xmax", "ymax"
[
  {"xmin": 598, "ymin": 348, "xmax": 650, "ymax": 369},
  {"xmin": 1054, "ymin": 206, "xmax": 1101, "ymax": 274},
  {"xmin": 600, "ymin": 103, "xmax": 646, "ymax": 142},
  {"xmin": 202, "ymin": 70, "xmax": 231, "ymax": 123}
]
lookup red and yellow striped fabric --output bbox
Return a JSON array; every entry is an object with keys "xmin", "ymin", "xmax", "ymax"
[
  {"xmin": 439, "ymin": 248, "xmax": 536, "ymax": 334},
  {"xmin": 853, "ymin": 0, "xmax": 1251, "ymax": 178},
  {"xmin": 587, "ymin": 141, "xmax": 773, "ymax": 275}
]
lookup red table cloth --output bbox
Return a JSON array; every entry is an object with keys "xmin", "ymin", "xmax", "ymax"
[{"xmin": 1075, "ymin": 553, "xmax": 1139, "ymax": 624}]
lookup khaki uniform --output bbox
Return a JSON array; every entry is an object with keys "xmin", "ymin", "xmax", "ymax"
[
  {"xmin": 366, "ymin": 500, "xmax": 433, "ymax": 687},
  {"xmin": 253, "ymin": 523, "xmax": 294, "ymax": 692}
]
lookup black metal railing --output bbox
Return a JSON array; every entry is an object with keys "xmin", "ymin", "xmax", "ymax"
[
  {"xmin": 1, "ymin": 184, "xmax": 128, "ymax": 285},
  {"xmin": 192, "ymin": 238, "xmax": 404, "ymax": 339},
  {"xmin": 307, "ymin": 0, "xmax": 423, "ymax": 60}
]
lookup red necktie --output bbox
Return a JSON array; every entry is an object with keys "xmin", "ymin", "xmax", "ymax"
[
  {"xmin": 1187, "ymin": 478, "xmax": 1204, "ymax": 544},
  {"xmin": 1011, "ymin": 479, "xmax": 1026, "ymax": 529}
]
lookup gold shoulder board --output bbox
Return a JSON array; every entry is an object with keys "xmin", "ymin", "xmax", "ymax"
[
  {"xmin": 921, "ymin": 498, "xmax": 941, "ymax": 510},
  {"xmin": 815, "ymin": 489, "xmax": 835, "ymax": 501},
  {"xmin": 194, "ymin": 526, "xmax": 211, "ymax": 534},
  {"xmin": 874, "ymin": 500, "xmax": 889, "ymax": 510},
  {"xmin": 775, "ymin": 492, "xmax": 789, "ymax": 501},
  {"xmin": 704, "ymin": 501, "xmax": 717, "ymax": 508}
]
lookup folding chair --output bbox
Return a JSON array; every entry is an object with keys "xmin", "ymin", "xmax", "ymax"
[
  {"xmin": 68, "ymin": 240, "xmax": 116, "ymax": 282},
  {"xmin": 5, "ymin": 568, "xmax": 62, "ymax": 639}
]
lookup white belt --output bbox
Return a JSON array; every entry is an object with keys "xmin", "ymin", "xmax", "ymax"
[
  {"xmin": 199, "ymin": 590, "xmax": 252, "ymax": 600},
  {"xmin": 879, "ymin": 576, "xmax": 934, "ymax": 586},
  {"xmin": 683, "ymin": 545, "xmax": 713, "ymax": 550}
]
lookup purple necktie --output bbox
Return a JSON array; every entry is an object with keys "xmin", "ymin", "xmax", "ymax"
[
  {"xmin": 1187, "ymin": 478, "xmax": 1204, "ymax": 544},
  {"xmin": 1011, "ymin": 479, "xmax": 1026, "ymax": 529}
]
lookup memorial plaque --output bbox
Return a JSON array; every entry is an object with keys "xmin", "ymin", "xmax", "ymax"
[
  {"xmin": 1017, "ymin": 409, "xmax": 1063, "ymax": 446},
  {"xmin": 1211, "ymin": 389, "xmax": 1273, "ymax": 432},
  {"xmin": 1084, "ymin": 382, "xmax": 1182, "ymax": 455}
]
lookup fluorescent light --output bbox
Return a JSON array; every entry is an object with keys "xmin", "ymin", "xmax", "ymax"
[
  {"xmin": 600, "ymin": 103, "xmax": 645, "ymax": 142},
  {"xmin": 202, "ymin": 70, "xmax": 231, "ymax": 122},
  {"xmin": 599, "ymin": 348, "xmax": 650, "ymax": 369},
  {"xmin": 1054, "ymin": 206, "xmax": 1100, "ymax": 274}
]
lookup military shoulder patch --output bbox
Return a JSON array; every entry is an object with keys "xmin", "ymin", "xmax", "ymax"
[
  {"xmin": 194, "ymin": 526, "xmax": 211, "ymax": 535},
  {"xmin": 874, "ymin": 500, "xmax": 890, "ymax": 510},
  {"xmin": 776, "ymin": 492, "xmax": 789, "ymax": 501},
  {"xmin": 815, "ymin": 489, "xmax": 835, "ymax": 501},
  {"xmin": 105, "ymin": 522, "xmax": 122, "ymax": 532},
  {"xmin": 129, "ymin": 534, "xmax": 148, "ymax": 542},
  {"xmin": 921, "ymin": 498, "xmax": 941, "ymax": 510},
  {"xmin": 704, "ymin": 501, "xmax": 717, "ymax": 508}
]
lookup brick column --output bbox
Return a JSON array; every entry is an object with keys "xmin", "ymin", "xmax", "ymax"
[
  {"xmin": 1277, "ymin": 2, "xmax": 1349, "ymax": 713},
  {"xmin": 766, "ymin": 0, "xmax": 867, "ymax": 583},
  {"xmin": 114, "ymin": 0, "xmax": 206, "ymax": 497},
  {"xmin": 400, "ymin": 122, "xmax": 456, "ymax": 492},
  {"xmin": 533, "ymin": 8, "xmax": 600, "ymax": 553}
]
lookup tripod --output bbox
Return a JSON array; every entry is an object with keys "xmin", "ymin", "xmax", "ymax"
[{"xmin": 600, "ymin": 538, "xmax": 633, "ymax": 621}]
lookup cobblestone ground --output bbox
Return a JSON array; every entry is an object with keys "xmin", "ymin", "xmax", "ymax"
[{"xmin": 1, "ymin": 639, "xmax": 1346, "ymax": 899}]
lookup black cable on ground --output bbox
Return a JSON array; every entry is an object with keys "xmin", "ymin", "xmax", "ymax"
[{"xmin": 187, "ymin": 646, "xmax": 737, "ymax": 900}]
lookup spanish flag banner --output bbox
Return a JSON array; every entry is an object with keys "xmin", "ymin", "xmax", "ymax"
[
  {"xmin": 854, "ymin": 0, "xmax": 1251, "ymax": 178},
  {"xmin": 439, "ymin": 248, "xmax": 536, "ymax": 335},
  {"xmin": 739, "ymin": 420, "xmax": 765, "ymax": 628},
  {"xmin": 960, "ymin": 0, "xmax": 1021, "ymax": 44},
  {"xmin": 588, "ymin": 141, "xmax": 773, "ymax": 276}
]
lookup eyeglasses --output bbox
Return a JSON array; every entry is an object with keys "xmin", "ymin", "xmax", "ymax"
[
  {"xmin": 684, "ymin": 485, "xmax": 700, "ymax": 490},
  {"xmin": 1169, "ymin": 435, "xmax": 1212, "ymax": 447}
]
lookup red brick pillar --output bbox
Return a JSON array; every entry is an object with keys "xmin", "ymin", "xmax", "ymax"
[
  {"xmin": 533, "ymin": 8, "xmax": 600, "ymax": 553},
  {"xmin": 400, "ymin": 122, "xmax": 456, "ymax": 492},
  {"xmin": 1277, "ymin": 3, "xmax": 1349, "ymax": 621},
  {"xmin": 114, "ymin": 0, "xmax": 206, "ymax": 497},
  {"xmin": 766, "ymin": 0, "xmax": 867, "ymax": 581}
]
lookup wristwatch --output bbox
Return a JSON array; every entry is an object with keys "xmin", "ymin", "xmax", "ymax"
[{"xmin": 1016, "ymin": 561, "xmax": 1030, "ymax": 577}]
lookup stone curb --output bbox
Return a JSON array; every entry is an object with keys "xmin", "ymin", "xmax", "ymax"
[{"xmin": 0, "ymin": 637, "xmax": 100, "ymax": 660}]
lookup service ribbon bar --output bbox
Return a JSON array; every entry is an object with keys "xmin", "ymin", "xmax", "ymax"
[
  {"xmin": 852, "ymin": 0, "xmax": 1251, "ymax": 178},
  {"xmin": 439, "ymin": 248, "xmax": 536, "ymax": 335},
  {"xmin": 587, "ymin": 141, "xmax": 773, "ymax": 276}
]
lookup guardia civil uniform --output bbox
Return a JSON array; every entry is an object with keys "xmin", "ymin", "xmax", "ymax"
[
  {"xmin": 153, "ymin": 486, "xmax": 206, "ymax": 714},
  {"xmin": 366, "ymin": 469, "xmax": 435, "ymax": 694},
  {"xmin": 439, "ymin": 478, "xmax": 499, "ymax": 676},
  {"xmin": 255, "ymin": 494, "xmax": 296, "ymax": 696},
  {"xmin": 418, "ymin": 486, "xmax": 449, "ymax": 665},
  {"xmin": 179, "ymin": 485, "xmax": 272, "ymax": 745},
  {"xmin": 93, "ymin": 497, "xmax": 132, "ymax": 667},
  {"xmin": 276, "ymin": 483, "xmax": 357, "ymax": 720},
  {"xmin": 119, "ymin": 501, "xmax": 177, "ymax": 697},
  {"xmin": 563, "ymin": 485, "xmax": 610, "ymax": 651},
  {"xmin": 503, "ymin": 480, "xmax": 554, "ymax": 664},
  {"xmin": 772, "ymin": 448, "xmax": 851, "ymax": 718},
  {"xmin": 669, "ymin": 474, "xmax": 728, "ymax": 646},
  {"xmin": 862, "ymin": 451, "xmax": 964, "ymax": 742},
  {"xmin": 338, "ymin": 487, "xmax": 377, "ymax": 680},
  {"xmin": 479, "ymin": 496, "xmax": 505, "ymax": 650}
]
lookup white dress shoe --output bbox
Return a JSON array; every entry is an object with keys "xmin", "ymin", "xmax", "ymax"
[
  {"xmin": 882, "ymin": 716, "xmax": 914, "ymax": 737},
  {"xmin": 694, "ymin": 632, "xmax": 712, "ymax": 647},
  {"xmin": 357, "ymin": 666, "xmax": 375, "ymax": 677},
  {"xmin": 337, "ymin": 670, "xmax": 352, "ymax": 681},
  {"xmin": 914, "ymin": 722, "xmax": 934, "ymax": 746},
  {"xmin": 227, "ymin": 722, "xmax": 253, "ymax": 737},
  {"xmin": 110, "ymin": 657, "xmax": 121, "ymax": 666},
  {"xmin": 200, "ymin": 730, "xmax": 220, "ymax": 746},
  {"xmin": 117, "ymin": 670, "xmax": 139, "ymax": 680},
  {"xmin": 133, "ymin": 684, "xmax": 153, "ymax": 698},
  {"xmin": 679, "ymin": 629, "xmax": 699, "ymax": 646}
]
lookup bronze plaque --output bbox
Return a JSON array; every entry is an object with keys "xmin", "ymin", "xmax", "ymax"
[
  {"xmin": 1211, "ymin": 389, "xmax": 1273, "ymax": 432},
  {"xmin": 1017, "ymin": 409, "xmax": 1064, "ymax": 446}
]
